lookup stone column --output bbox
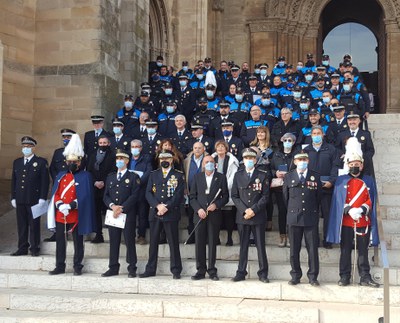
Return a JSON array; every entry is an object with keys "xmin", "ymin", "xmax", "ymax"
[
  {"xmin": 0, "ymin": 40, "xmax": 3, "ymax": 148},
  {"xmin": 385, "ymin": 21, "xmax": 400, "ymax": 113}
]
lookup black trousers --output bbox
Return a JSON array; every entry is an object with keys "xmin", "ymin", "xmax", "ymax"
[
  {"xmin": 194, "ymin": 212, "xmax": 222, "ymax": 276},
  {"xmin": 340, "ymin": 226, "xmax": 372, "ymax": 281},
  {"xmin": 136, "ymin": 199, "xmax": 149, "ymax": 238},
  {"xmin": 274, "ymin": 191, "xmax": 287, "ymax": 235},
  {"xmin": 16, "ymin": 204, "xmax": 41, "ymax": 253},
  {"xmin": 186, "ymin": 204, "xmax": 195, "ymax": 234},
  {"xmin": 320, "ymin": 190, "xmax": 333, "ymax": 242},
  {"xmin": 108, "ymin": 218, "xmax": 137, "ymax": 274},
  {"xmin": 236, "ymin": 223, "xmax": 268, "ymax": 279},
  {"xmin": 220, "ymin": 207, "xmax": 236, "ymax": 239},
  {"xmin": 55, "ymin": 221, "xmax": 84, "ymax": 271},
  {"xmin": 145, "ymin": 219, "xmax": 182, "ymax": 275},
  {"xmin": 94, "ymin": 193, "xmax": 106, "ymax": 235},
  {"xmin": 288, "ymin": 225, "xmax": 319, "ymax": 281},
  {"xmin": 266, "ymin": 191, "xmax": 274, "ymax": 222}
]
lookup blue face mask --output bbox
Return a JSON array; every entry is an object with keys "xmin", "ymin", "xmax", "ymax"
[
  {"xmin": 166, "ymin": 106, "xmax": 175, "ymax": 114},
  {"xmin": 165, "ymin": 88, "xmax": 173, "ymax": 95},
  {"xmin": 254, "ymin": 68, "xmax": 260, "ymax": 74},
  {"xmin": 206, "ymin": 90, "xmax": 214, "ymax": 98},
  {"xmin": 197, "ymin": 74, "xmax": 204, "ymax": 80},
  {"xmin": 297, "ymin": 161, "xmax": 308, "ymax": 171},
  {"xmin": 205, "ymin": 162, "xmax": 215, "ymax": 171},
  {"xmin": 152, "ymin": 75, "xmax": 160, "ymax": 82},
  {"xmin": 305, "ymin": 74, "xmax": 313, "ymax": 82},
  {"xmin": 235, "ymin": 94, "xmax": 243, "ymax": 101},
  {"xmin": 322, "ymin": 97, "xmax": 330, "ymax": 104},
  {"xmin": 22, "ymin": 147, "xmax": 32, "ymax": 156},
  {"xmin": 322, "ymin": 60, "xmax": 329, "ymax": 66},
  {"xmin": 156, "ymin": 62, "xmax": 162, "ymax": 67},
  {"xmin": 260, "ymin": 69, "xmax": 267, "ymax": 76},
  {"xmin": 261, "ymin": 99, "xmax": 270, "ymax": 106},
  {"xmin": 182, "ymin": 66, "xmax": 188, "ymax": 72},
  {"xmin": 147, "ymin": 128, "xmax": 156, "ymax": 135},
  {"xmin": 244, "ymin": 159, "xmax": 255, "ymax": 170},
  {"xmin": 283, "ymin": 141, "xmax": 293, "ymax": 149},
  {"xmin": 312, "ymin": 135, "xmax": 323, "ymax": 144},
  {"xmin": 300, "ymin": 103, "xmax": 308, "ymax": 110},
  {"xmin": 222, "ymin": 130, "xmax": 232, "ymax": 137},
  {"xmin": 297, "ymin": 65, "xmax": 303, "ymax": 71},
  {"xmin": 63, "ymin": 139, "xmax": 70, "ymax": 146},
  {"xmin": 293, "ymin": 91, "xmax": 301, "ymax": 98},
  {"xmin": 124, "ymin": 101, "xmax": 133, "ymax": 109},
  {"xmin": 179, "ymin": 80, "xmax": 187, "ymax": 87},
  {"xmin": 113, "ymin": 127, "xmax": 122, "ymax": 135},
  {"xmin": 116, "ymin": 160, "xmax": 125, "ymax": 169},
  {"xmin": 131, "ymin": 148, "xmax": 140, "ymax": 157},
  {"xmin": 343, "ymin": 84, "xmax": 351, "ymax": 92},
  {"xmin": 278, "ymin": 61, "xmax": 285, "ymax": 67}
]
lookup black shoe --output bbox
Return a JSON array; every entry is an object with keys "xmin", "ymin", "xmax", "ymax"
[
  {"xmin": 91, "ymin": 234, "xmax": 104, "ymax": 244},
  {"xmin": 139, "ymin": 272, "xmax": 156, "ymax": 278},
  {"xmin": 210, "ymin": 274, "xmax": 219, "ymax": 281},
  {"xmin": 249, "ymin": 239, "xmax": 255, "ymax": 247},
  {"xmin": 231, "ymin": 275, "xmax": 245, "ymax": 282},
  {"xmin": 310, "ymin": 280, "xmax": 320, "ymax": 287},
  {"xmin": 338, "ymin": 278, "xmax": 350, "ymax": 286},
  {"xmin": 173, "ymin": 273, "xmax": 181, "ymax": 280},
  {"xmin": 288, "ymin": 279, "xmax": 300, "ymax": 285},
  {"xmin": 44, "ymin": 233, "xmax": 56, "ymax": 242},
  {"xmin": 31, "ymin": 250, "xmax": 40, "ymax": 257},
  {"xmin": 49, "ymin": 268, "xmax": 65, "ymax": 275},
  {"xmin": 101, "ymin": 270, "xmax": 119, "ymax": 277},
  {"xmin": 10, "ymin": 250, "xmax": 28, "ymax": 256},
  {"xmin": 128, "ymin": 272, "xmax": 136, "ymax": 278},
  {"xmin": 323, "ymin": 241, "xmax": 333, "ymax": 249},
  {"xmin": 225, "ymin": 238, "xmax": 233, "ymax": 246},
  {"xmin": 360, "ymin": 278, "xmax": 380, "ymax": 288},
  {"xmin": 159, "ymin": 239, "xmax": 167, "ymax": 244},
  {"xmin": 74, "ymin": 268, "xmax": 82, "ymax": 276},
  {"xmin": 259, "ymin": 276, "xmax": 270, "ymax": 283},
  {"xmin": 191, "ymin": 273, "xmax": 205, "ymax": 280}
]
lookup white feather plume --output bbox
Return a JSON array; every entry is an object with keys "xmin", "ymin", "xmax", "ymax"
[
  {"xmin": 204, "ymin": 70, "xmax": 217, "ymax": 88},
  {"xmin": 63, "ymin": 134, "xmax": 84, "ymax": 160},
  {"xmin": 344, "ymin": 137, "xmax": 363, "ymax": 167}
]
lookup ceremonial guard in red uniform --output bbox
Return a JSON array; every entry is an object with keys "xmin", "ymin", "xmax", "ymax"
[
  {"xmin": 47, "ymin": 134, "xmax": 96, "ymax": 276},
  {"xmin": 327, "ymin": 149, "xmax": 379, "ymax": 287}
]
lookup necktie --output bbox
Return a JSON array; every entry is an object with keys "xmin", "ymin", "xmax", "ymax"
[
  {"xmin": 25, "ymin": 158, "xmax": 28, "ymax": 165},
  {"xmin": 300, "ymin": 173, "xmax": 305, "ymax": 184},
  {"xmin": 141, "ymin": 127, "xmax": 145, "ymax": 133},
  {"xmin": 95, "ymin": 131, "xmax": 99, "ymax": 137},
  {"xmin": 117, "ymin": 172, "xmax": 122, "ymax": 181},
  {"xmin": 225, "ymin": 137, "xmax": 229, "ymax": 143},
  {"xmin": 351, "ymin": 131, "xmax": 355, "ymax": 137},
  {"xmin": 178, "ymin": 131, "xmax": 182, "ymax": 138},
  {"xmin": 337, "ymin": 120, "xmax": 341, "ymax": 125},
  {"xmin": 163, "ymin": 171, "xmax": 168, "ymax": 178},
  {"xmin": 247, "ymin": 172, "xmax": 251, "ymax": 179},
  {"xmin": 116, "ymin": 137, "xmax": 119, "ymax": 143},
  {"xmin": 149, "ymin": 136, "xmax": 153, "ymax": 142}
]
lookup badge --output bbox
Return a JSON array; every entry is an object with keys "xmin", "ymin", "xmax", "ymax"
[
  {"xmin": 214, "ymin": 104, "xmax": 218, "ymax": 109},
  {"xmin": 331, "ymin": 117, "xmax": 334, "ymax": 122},
  {"xmin": 361, "ymin": 136, "xmax": 365, "ymax": 140},
  {"xmin": 125, "ymin": 179, "xmax": 130, "ymax": 184},
  {"xmin": 232, "ymin": 144, "xmax": 236, "ymax": 148},
  {"xmin": 292, "ymin": 180, "xmax": 295, "ymax": 183},
  {"xmin": 124, "ymin": 141, "xmax": 128, "ymax": 146},
  {"xmin": 205, "ymin": 142, "xmax": 209, "ymax": 146},
  {"xmin": 33, "ymin": 162, "xmax": 37, "ymax": 167},
  {"xmin": 310, "ymin": 176, "xmax": 315, "ymax": 181},
  {"xmin": 157, "ymin": 140, "xmax": 161, "ymax": 145},
  {"xmin": 255, "ymin": 178, "xmax": 260, "ymax": 183},
  {"xmin": 344, "ymin": 125, "xmax": 347, "ymax": 128}
]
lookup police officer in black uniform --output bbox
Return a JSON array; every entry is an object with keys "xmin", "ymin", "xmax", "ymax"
[
  {"xmin": 140, "ymin": 150, "xmax": 185, "ymax": 279},
  {"xmin": 175, "ymin": 73, "xmax": 196, "ymax": 121},
  {"xmin": 208, "ymin": 100, "xmax": 240, "ymax": 139},
  {"xmin": 84, "ymin": 116, "xmax": 112, "ymax": 159},
  {"xmin": 141, "ymin": 120, "xmax": 164, "ymax": 158},
  {"xmin": 109, "ymin": 120, "xmax": 132, "ymax": 152},
  {"xmin": 192, "ymin": 96, "xmax": 215, "ymax": 135},
  {"xmin": 283, "ymin": 152, "xmax": 321, "ymax": 286},
  {"xmin": 170, "ymin": 114, "xmax": 192, "ymax": 157},
  {"xmin": 11, "ymin": 136, "xmax": 49, "ymax": 256},
  {"xmin": 102, "ymin": 149, "xmax": 141, "ymax": 278},
  {"xmin": 186, "ymin": 124, "xmax": 214, "ymax": 155},
  {"xmin": 326, "ymin": 104, "xmax": 348, "ymax": 144}
]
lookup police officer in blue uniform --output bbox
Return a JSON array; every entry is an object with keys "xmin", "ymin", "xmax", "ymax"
[
  {"xmin": 116, "ymin": 95, "xmax": 141, "ymax": 138},
  {"xmin": 170, "ymin": 114, "xmax": 192, "ymax": 157},
  {"xmin": 337, "ymin": 78, "xmax": 366, "ymax": 117},
  {"xmin": 176, "ymin": 60, "xmax": 194, "ymax": 80},
  {"xmin": 229, "ymin": 87, "xmax": 252, "ymax": 124},
  {"xmin": 135, "ymin": 91, "xmax": 160, "ymax": 121},
  {"xmin": 326, "ymin": 104, "xmax": 348, "ymax": 144},
  {"xmin": 140, "ymin": 150, "xmax": 185, "ymax": 279},
  {"xmin": 192, "ymin": 96, "xmax": 215, "ymax": 136},
  {"xmin": 321, "ymin": 54, "xmax": 337, "ymax": 75},
  {"xmin": 158, "ymin": 99, "xmax": 179, "ymax": 138},
  {"xmin": 11, "ymin": 136, "xmax": 49, "ymax": 256},
  {"xmin": 272, "ymin": 56, "xmax": 287, "ymax": 77},
  {"xmin": 189, "ymin": 68, "xmax": 206, "ymax": 97},
  {"xmin": 186, "ymin": 124, "xmax": 214, "ymax": 155},
  {"xmin": 220, "ymin": 121, "xmax": 244, "ymax": 160},
  {"xmin": 258, "ymin": 63, "xmax": 272, "ymax": 88}
]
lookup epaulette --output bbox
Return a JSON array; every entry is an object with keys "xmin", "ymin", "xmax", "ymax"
[
  {"xmin": 257, "ymin": 169, "xmax": 268, "ymax": 173},
  {"xmin": 174, "ymin": 169, "xmax": 183, "ymax": 173}
]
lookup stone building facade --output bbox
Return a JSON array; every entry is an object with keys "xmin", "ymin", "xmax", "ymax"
[{"xmin": 1, "ymin": 0, "xmax": 400, "ymax": 181}]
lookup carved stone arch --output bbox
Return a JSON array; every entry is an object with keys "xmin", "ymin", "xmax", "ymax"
[{"xmin": 149, "ymin": 0, "xmax": 170, "ymax": 62}]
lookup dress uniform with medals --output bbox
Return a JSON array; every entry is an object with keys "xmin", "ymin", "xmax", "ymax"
[
  {"xmin": 283, "ymin": 152, "xmax": 321, "ymax": 286},
  {"xmin": 140, "ymin": 150, "xmax": 185, "ymax": 279},
  {"xmin": 11, "ymin": 136, "xmax": 50, "ymax": 256},
  {"xmin": 231, "ymin": 148, "xmax": 270, "ymax": 283},
  {"xmin": 102, "ymin": 149, "xmax": 141, "ymax": 278},
  {"xmin": 47, "ymin": 134, "xmax": 96, "ymax": 275},
  {"xmin": 83, "ymin": 115, "xmax": 112, "ymax": 158}
]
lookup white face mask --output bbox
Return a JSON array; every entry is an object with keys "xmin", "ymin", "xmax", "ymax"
[{"xmin": 124, "ymin": 101, "xmax": 133, "ymax": 109}]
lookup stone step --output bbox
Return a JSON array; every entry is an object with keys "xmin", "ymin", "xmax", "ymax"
[{"xmin": 0, "ymin": 254, "xmax": 398, "ymax": 285}]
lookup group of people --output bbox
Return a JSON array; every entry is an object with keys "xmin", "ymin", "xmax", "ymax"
[{"xmin": 9, "ymin": 52, "xmax": 380, "ymax": 287}]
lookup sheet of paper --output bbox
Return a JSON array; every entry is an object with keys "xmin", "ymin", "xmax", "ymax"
[
  {"xmin": 338, "ymin": 169, "xmax": 348, "ymax": 176},
  {"xmin": 105, "ymin": 209, "xmax": 126, "ymax": 229},
  {"xmin": 31, "ymin": 200, "xmax": 49, "ymax": 219}
]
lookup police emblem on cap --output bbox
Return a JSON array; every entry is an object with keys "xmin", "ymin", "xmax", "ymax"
[
  {"xmin": 125, "ymin": 179, "xmax": 130, "ymax": 184},
  {"xmin": 124, "ymin": 141, "xmax": 127, "ymax": 146},
  {"xmin": 33, "ymin": 162, "xmax": 37, "ymax": 167},
  {"xmin": 292, "ymin": 180, "xmax": 295, "ymax": 183},
  {"xmin": 310, "ymin": 176, "xmax": 315, "ymax": 181},
  {"xmin": 361, "ymin": 136, "xmax": 365, "ymax": 140}
]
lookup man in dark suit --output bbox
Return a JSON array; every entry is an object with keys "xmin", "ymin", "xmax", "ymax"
[
  {"xmin": 140, "ymin": 150, "xmax": 185, "ymax": 279},
  {"xmin": 84, "ymin": 115, "xmax": 112, "ymax": 159},
  {"xmin": 11, "ymin": 136, "xmax": 50, "ymax": 257},
  {"xmin": 189, "ymin": 155, "xmax": 229, "ymax": 281},
  {"xmin": 231, "ymin": 148, "xmax": 270, "ymax": 283},
  {"xmin": 170, "ymin": 114, "xmax": 192, "ymax": 157},
  {"xmin": 283, "ymin": 152, "xmax": 321, "ymax": 286},
  {"xmin": 109, "ymin": 120, "xmax": 132, "ymax": 152},
  {"xmin": 86, "ymin": 135, "xmax": 115, "ymax": 243},
  {"xmin": 102, "ymin": 149, "xmax": 141, "ymax": 278}
]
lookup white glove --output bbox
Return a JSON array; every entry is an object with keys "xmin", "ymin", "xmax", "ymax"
[
  {"xmin": 38, "ymin": 199, "xmax": 46, "ymax": 206},
  {"xmin": 348, "ymin": 207, "xmax": 363, "ymax": 221},
  {"xmin": 59, "ymin": 203, "xmax": 71, "ymax": 216},
  {"xmin": 11, "ymin": 199, "xmax": 16, "ymax": 208}
]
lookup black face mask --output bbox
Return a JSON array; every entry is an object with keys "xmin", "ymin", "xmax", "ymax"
[
  {"xmin": 199, "ymin": 104, "xmax": 208, "ymax": 112},
  {"xmin": 68, "ymin": 163, "xmax": 79, "ymax": 173},
  {"xmin": 99, "ymin": 146, "xmax": 109, "ymax": 152},
  {"xmin": 349, "ymin": 166, "xmax": 360, "ymax": 176},
  {"xmin": 160, "ymin": 161, "xmax": 170, "ymax": 169}
]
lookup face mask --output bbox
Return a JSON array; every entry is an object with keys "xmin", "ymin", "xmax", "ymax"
[
  {"xmin": 300, "ymin": 103, "xmax": 308, "ymax": 110},
  {"xmin": 322, "ymin": 97, "xmax": 330, "ymax": 104},
  {"xmin": 312, "ymin": 135, "xmax": 322, "ymax": 144},
  {"xmin": 235, "ymin": 94, "xmax": 243, "ymax": 101},
  {"xmin": 68, "ymin": 163, "xmax": 79, "ymax": 173},
  {"xmin": 297, "ymin": 65, "xmax": 303, "ymax": 71},
  {"xmin": 99, "ymin": 146, "xmax": 109, "ymax": 152},
  {"xmin": 261, "ymin": 99, "xmax": 270, "ymax": 106},
  {"xmin": 244, "ymin": 159, "xmax": 255, "ymax": 170},
  {"xmin": 124, "ymin": 101, "xmax": 133, "ymax": 109},
  {"xmin": 343, "ymin": 84, "xmax": 351, "ymax": 92},
  {"xmin": 222, "ymin": 130, "xmax": 232, "ymax": 137},
  {"xmin": 293, "ymin": 91, "xmax": 301, "ymax": 98},
  {"xmin": 200, "ymin": 104, "xmax": 208, "ymax": 112},
  {"xmin": 349, "ymin": 166, "xmax": 361, "ymax": 175},
  {"xmin": 278, "ymin": 61, "xmax": 285, "ymax": 67},
  {"xmin": 206, "ymin": 90, "xmax": 214, "ymax": 98},
  {"xmin": 305, "ymin": 74, "xmax": 313, "ymax": 82},
  {"xmin": 22, "ymin": 147, "xmax": 32, "ymax": 156},
  {"xmin": 156, "ymin": 62, "xmax": 162, "ymax": 67},
  {"xmin": 260, "ymin": 69, "xmax": 267, "ymax": 76},
  {"xmin": 179, "ymin": 80, "xmax": 187, "ymax": 87},
  {"xmin": 322, "ymin": 60, "xmax": 329, "ymax": 66},
  {"xmin": 161, "ymin": 161, "xmax": 170, "ymax": 169},
  {"xmin": 116, "ymin": 160, "xmax": 125, "ymax": 169},
  {"xmin": 165, "ymin": 88, "xmax": 173, "ymax": 95},
  {"xmin": 197, "ymin": 74, "xmax": 204, "ymax": 80},
  {"xmin": 283, "ymin": 141, "xmax": 293, "ymax": 149},
  {"xmin": 131, "ymin": 148, "xmax": 140, "ymax": 157},
  {"xmin": 63, "ymin": 139, "xmax": 70, "ymax": 146},
  {"xmin": 254, "ymin": 68, "xmax": 260, "ymax": 74},
  {"xmin": 113, "ymin": 127, "xmax": 122, "ymax": 135},
  {"xmin": 182, "ymin": 66, "xmax": 188, "ymax": 72},
  {"xmin": 297, "ymin": 161, "xmax": 308, "ymax": 171},
  {"xmin": 166, "ymin": 106, "xmax": 175, "ymax": 114},
  {"xmin": 152, "ymin": 75, "xmax": 160, "ymax": 82},
  {"xmin": 147, "ymin": 128, "xmax": 156, "ymax": 135},
  {"xmin": 205, "ymin": 162, "xmax": 215, "ymax": 171}
]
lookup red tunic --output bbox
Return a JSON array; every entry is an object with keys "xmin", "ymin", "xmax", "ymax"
[
  {"xmin": 54, "ymin": 173, "xmax": 78, "ymax": 224},
  {"xmin": 342, "ymin": 177, "xmax": 372, "ymax": 228}
]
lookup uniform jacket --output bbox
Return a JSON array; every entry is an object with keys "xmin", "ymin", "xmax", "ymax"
[
  {"xmin": 110, "ymin": 134, "xmax": 133, "ymax": 152},
  {"xmin": 49, "ymin": 147, "xmax": 67, "ymax": 182},
  {"xmin": 84, "ymin": 129, "xmax": 112, "ymax": 158}
]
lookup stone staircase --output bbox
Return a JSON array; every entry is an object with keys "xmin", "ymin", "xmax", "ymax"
[{"xmin": 0, "ymin": 114, "xmax": 399, "ymax": 322}]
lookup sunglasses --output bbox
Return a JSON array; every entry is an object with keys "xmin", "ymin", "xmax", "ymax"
[{"xmin": 283, "ymin": 139, "xmax": 293, "ymax": 142}]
